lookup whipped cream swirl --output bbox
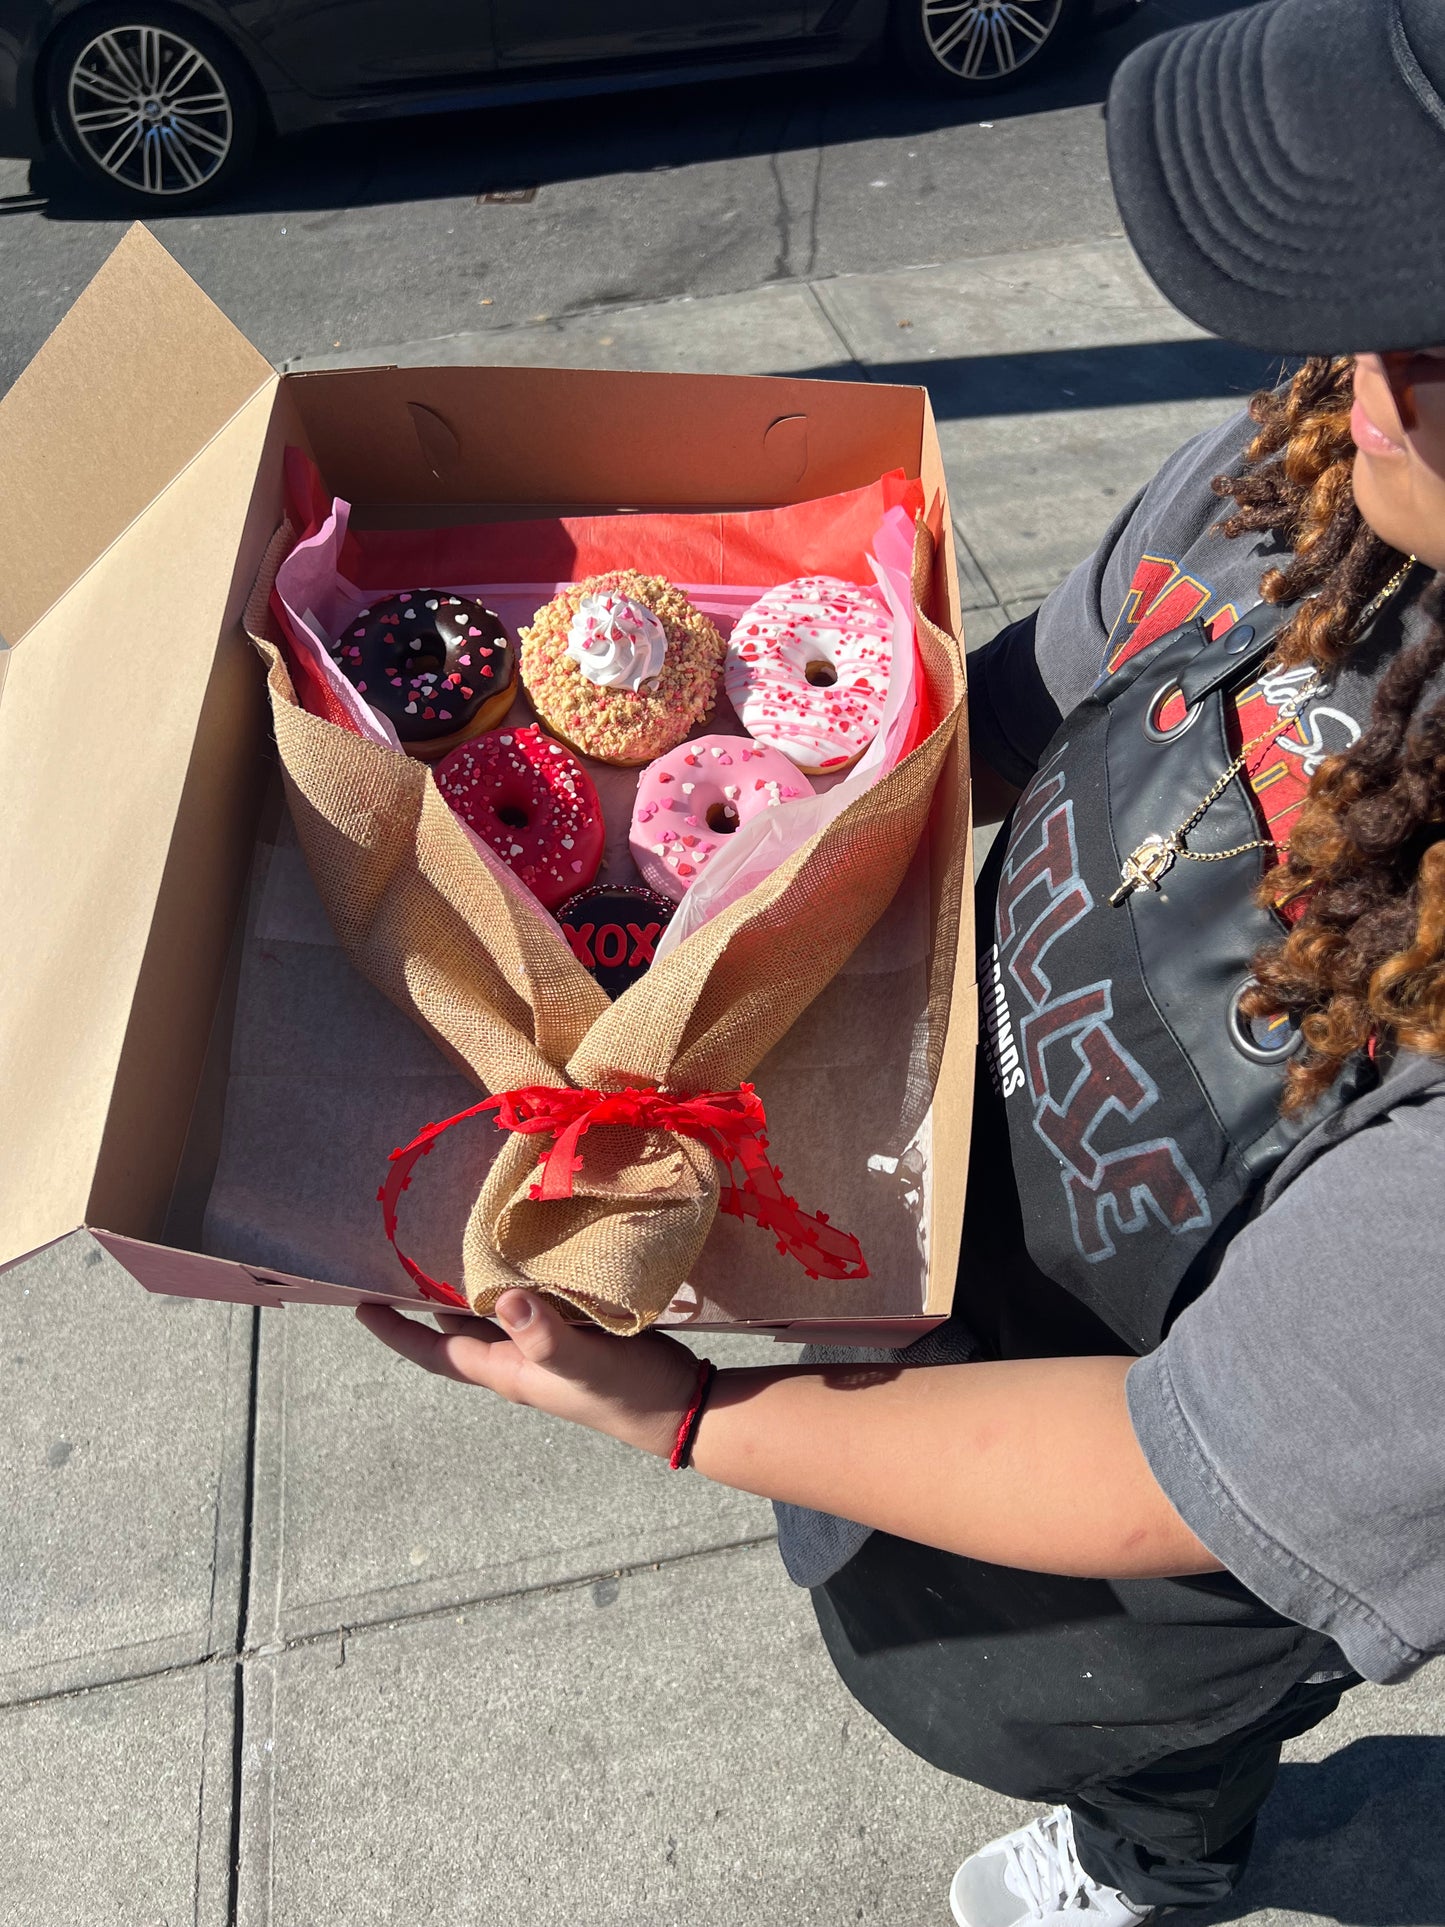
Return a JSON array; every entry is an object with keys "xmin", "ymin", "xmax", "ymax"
[{"xmin": 565, "ymin": 592, "xmax": 668, "ymax": 692}]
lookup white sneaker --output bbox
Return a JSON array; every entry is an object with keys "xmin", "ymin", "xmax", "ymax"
[{"xmin": 949, "ymin": 1806, "xmax": 1156, "ymax": 1927}]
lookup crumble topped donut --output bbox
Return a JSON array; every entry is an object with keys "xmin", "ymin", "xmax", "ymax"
[
  {"xmin": 434, "ymin": 724, "xmax": 604, "ymax": 913},
  {"xmin": 724, "ymin": 576, "xmax": 893, "ymax": 774},
  {"xmin": 629, "ymin": 735, "xmax": 815, "ymax": 901},
  {"xmin": 520, "ymin": 572, "xmax": 725, "ymax": 767},
  {"xmin": 331, "ymin": 592, "xmax": 517, "ymax": 760}
]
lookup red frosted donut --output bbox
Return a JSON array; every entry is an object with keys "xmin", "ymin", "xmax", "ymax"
[{"xmin": 434, "ymin": 724, "xmax": 604, "ymax": 912}]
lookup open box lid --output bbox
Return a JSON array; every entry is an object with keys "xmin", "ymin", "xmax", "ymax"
[
  {"xmin": 0, "ymin": 224, "xmax": 277, "ymax": 649},
  {"xmin": 0, "ymin": 225, "xmax": 283, "ymax": 1270}
]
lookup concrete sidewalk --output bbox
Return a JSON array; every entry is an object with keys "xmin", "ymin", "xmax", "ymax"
[{"xmin": 5, "ymin": 238, "xmax": 1443, "ymax": 1927}]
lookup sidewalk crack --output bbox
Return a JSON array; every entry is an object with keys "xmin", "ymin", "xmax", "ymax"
[
  {"xmin": 224, "ymin": 1661, "xmax": 245, "ymax": 1927},
  {"xmin": 241, "ymin": 1529, "xmax": 782, "ymax": 1663},
  {"xmin": 802, "ymin": 139, "xmax": 824, "ymax": 283},
  {"xmin": 798, "ymin": 281, "xmax": 866, "ymax": 379},
  {"xmin": 766, "ymin": 153, "xmax": 792, "ymax": 283},
  {"xmin": 0, "ymin": 1532, "xmax": 781, "ymax": 1720}
]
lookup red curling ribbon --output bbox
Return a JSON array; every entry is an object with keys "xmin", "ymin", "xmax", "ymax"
[
  {"xmin": 378, "ymin": 1081, "xmax": 869, "ymax": 1306},
  {"xmin": 377, "ymin": 1098, "xmax": 492, "ymax": 1311}
]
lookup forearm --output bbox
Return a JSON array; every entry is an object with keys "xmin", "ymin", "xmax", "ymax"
[
  {"xmin": 690, "ymin": 1354, "xmax": 1221, "ymax": 1580},
  {"xmin": 358, "ymin": 1297, "xmax": 1221, "ymax": 1582}
]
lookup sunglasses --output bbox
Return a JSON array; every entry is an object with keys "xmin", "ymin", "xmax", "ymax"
[{"xmin": 1380, "ymin": 351, "xmax": 1445, "ymax": 431}]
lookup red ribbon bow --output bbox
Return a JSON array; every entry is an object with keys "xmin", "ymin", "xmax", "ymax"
[{"xmin": 378, "ymin": 1081, "xmax": 868, "ymax": 1311}]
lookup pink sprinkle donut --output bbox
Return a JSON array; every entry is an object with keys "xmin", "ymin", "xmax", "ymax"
[
  {"xmin": 724, "ymin": 576, "xmax": 893, "ymax": 774},
  {"xmin": 435, "ymin": 724, "xmax": 604, "ymax": 913},
  {"xmin": 629, "ymin": 733, "xmax": 814, "ymax": 901}
]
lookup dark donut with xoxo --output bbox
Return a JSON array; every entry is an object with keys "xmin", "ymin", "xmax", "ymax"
[{"xmin": 556, "ymin": 885, "xmax": 675, "ymax": 995}]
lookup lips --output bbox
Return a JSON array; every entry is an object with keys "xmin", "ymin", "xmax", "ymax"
[{"xmin": 1351, "ymin": 395, "xmax": 1407, "ymax": 458}]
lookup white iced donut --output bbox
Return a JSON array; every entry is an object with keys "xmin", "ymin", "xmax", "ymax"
[{"xmin": 724, "ymin": 576, "xmax": 893, "ymax": 774}]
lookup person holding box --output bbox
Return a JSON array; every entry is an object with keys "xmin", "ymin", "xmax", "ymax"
[{"xmin": 360, "ymin": 1, "xmax": 1445, "ymax": 1918}]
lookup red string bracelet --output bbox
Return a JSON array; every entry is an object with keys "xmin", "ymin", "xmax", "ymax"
[{"xmin": 669, "ymin": 1358, "xmax": 717, "ymax": 1471}]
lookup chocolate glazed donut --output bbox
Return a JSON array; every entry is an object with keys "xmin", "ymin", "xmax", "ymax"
[{"xmin": 330, "ymin": 591, "xmax": 518, "ymax": 760}]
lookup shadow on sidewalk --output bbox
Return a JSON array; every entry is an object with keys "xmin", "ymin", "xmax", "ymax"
[
  {"xmin": 1196, "ymin": 1736, "xmax": 1445, "ymax": 1927},
  {"xmin": 783, "ymin": 339, "xmax": 1294, "ymax": 418},
  {"xmin": 21, "ymin": 0, "xmax": 1243, "ymax": 223}
]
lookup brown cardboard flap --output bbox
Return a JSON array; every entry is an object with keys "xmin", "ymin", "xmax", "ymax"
[
  {"xmin": 0, "ymin": 224, "xmax": 274, "ymax": 646},
  {"xmin": 0, "ymin": 380, "xmax": 282, "ymax": 1269},
  {"xmin": 94, "ymin": 1233, "xmax": 942, "ymax": 1344},
  {"xmin": 92, "ymin": 1232, "xmax": 437, "ymax": 1313},
  {"xmin": 287, "ymin": 363, "xmax": 926, "ymax": 511}
]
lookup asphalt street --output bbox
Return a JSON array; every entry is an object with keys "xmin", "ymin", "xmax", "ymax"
[{"xmin": 0, "ymin": 0, "xmax": 1235, "ymax": 391}]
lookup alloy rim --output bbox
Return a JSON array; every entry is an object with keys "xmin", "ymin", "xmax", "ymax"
[
  {"xmin": 66, "ymin": 25, "xmax": 233, "ymax": 195},
  {"xmin": 921, "ymin": 0, "xmax": 1064, "ymax": 80}
]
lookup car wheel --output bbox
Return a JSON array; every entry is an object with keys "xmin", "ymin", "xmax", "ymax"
[
  {"xmin": 45, "ymin": 6, "xmax": 260, "ymax": 208},
  {"xmin": 891, "ymin": 0, "xmax": 1088, "ymax": 93}
]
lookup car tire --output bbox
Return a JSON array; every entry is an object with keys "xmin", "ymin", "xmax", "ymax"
[
  {"xmin": 44, "ymin": 4, "xmax": 260, "ymax": 208},
  {"xmin": 891, "ymin": 0, "xmax": 1089, "ymax": 94}
]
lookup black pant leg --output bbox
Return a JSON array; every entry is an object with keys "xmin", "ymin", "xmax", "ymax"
[
  {"xmin": 1068, "ymin": 1675, "xmax": 1356, "ymax": 1907},
  {"xmin": 814, "ymin": 1530, "xmax": 1346, "ymax": 1902}
]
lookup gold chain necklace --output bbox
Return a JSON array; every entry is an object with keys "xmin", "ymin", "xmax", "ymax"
[{"xmin": 1109, "ymin": 555, "xmax": 1418, "ymax": 907}]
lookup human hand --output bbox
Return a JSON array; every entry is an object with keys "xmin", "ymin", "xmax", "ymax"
[{"xmin": 355, "ymin": 1290, "xmax": 704, "ymax": 1459}]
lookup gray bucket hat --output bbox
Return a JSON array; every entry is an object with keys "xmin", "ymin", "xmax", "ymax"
[{"xmin": 1107, "ymin": 0, "xmax": 1445, "ymax": 353}]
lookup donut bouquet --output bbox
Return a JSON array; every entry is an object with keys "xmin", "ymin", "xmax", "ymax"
[{"xmin": 248, "ymin": 454, "xmax": 967, "ymax": 1333}]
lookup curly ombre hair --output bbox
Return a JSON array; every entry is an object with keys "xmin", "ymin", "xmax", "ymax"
[{"xmin": 1212, "ymin": 357, "xmax": 1445, "ymax": 1113}]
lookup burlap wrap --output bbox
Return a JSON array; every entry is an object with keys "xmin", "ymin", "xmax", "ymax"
[{"xmin": 245, "ymin": 524, "xmax": 967, "ymax": 1332}]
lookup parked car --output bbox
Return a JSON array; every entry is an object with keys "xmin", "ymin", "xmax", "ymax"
[{"xmin": 0, "ymin": 0, "xmax": 1143, "ymax": 208}]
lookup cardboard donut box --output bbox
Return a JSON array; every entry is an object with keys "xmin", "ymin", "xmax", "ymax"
[{"xmin": 0, "ymin": 226, "xmax": 976, "ymax": 1344}]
